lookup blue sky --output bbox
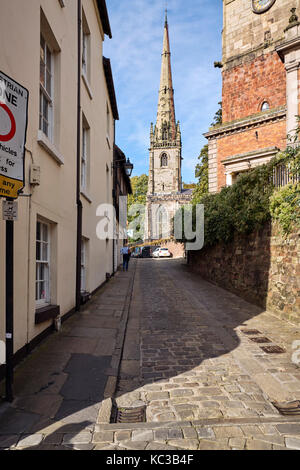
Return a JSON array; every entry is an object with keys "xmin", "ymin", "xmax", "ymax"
[{"xmin": 104, "ymin": 0, "xmax": 223, "ymax": 183}]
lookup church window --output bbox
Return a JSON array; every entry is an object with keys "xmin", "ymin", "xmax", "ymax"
[
  {"xmin": 162, "ymin": 124, "xmax": 168, "ymax": 141},
  {"xmin": 161, "ymin": 153, "xmax": 168, "ymax": 167},
  {"xmin": 261, "ymin": 101, "xmax": 270, "ymax": 111}
]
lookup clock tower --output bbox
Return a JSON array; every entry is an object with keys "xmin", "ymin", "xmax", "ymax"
[{"xmin": 206, "ymin": 0, "xmax": 300, "ymax": 192}]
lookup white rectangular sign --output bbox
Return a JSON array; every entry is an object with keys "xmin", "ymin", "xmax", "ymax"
[
  {"xmin": 3, "ymin": 200, "xmax": 18, "ymax": 221},
  {"xmin": 0, "ymin": 71, "xmax": 29, "ymax": 198}
]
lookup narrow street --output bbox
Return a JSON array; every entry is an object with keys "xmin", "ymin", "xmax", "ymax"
[{"xmin": 0, "ymin": 259, "xmax": 300, "ymax": 450}]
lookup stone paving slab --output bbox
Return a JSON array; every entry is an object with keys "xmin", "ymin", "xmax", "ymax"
[
  {"xmin": 0, "ymin": 265, "xmax": 136, "ymax": 450},
  {"xmin": 1, "ymin": 258, "xmax": 300, "ymax": 450}
]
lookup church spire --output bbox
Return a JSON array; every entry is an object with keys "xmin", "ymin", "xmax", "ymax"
[{"xmin": 156, "ymin": 11, "xmax": 176, "ymax": 142}]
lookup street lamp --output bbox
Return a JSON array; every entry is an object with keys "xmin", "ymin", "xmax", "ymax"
[
  {"xmin": 112, "ymin": 158, "xmax": 134, "ymax": 177},
  {"xmin": 124, "ymin": 158, "xmax": 134, "ymax": 177}
]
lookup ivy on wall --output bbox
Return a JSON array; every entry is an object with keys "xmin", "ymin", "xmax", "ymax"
[{"xmin": 176, "ymin": 144, "xmax": 300, "ymax": 247}]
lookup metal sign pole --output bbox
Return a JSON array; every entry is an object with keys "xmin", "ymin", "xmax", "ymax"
[
  {"xmin": 5, "ymin": 197, "xmax": 14, "ymax": 402},
  {"xmin": 0, "ymin": 71, "xmax": 28, "ymax": 401}
]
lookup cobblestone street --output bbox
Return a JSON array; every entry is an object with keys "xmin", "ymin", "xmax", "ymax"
[{"xmin": 1, "ymin": 258, "xmax": 300, "ymax": 450}]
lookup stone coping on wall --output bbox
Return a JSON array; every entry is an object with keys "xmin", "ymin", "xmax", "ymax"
[
  {"xmin": 204, "ymin": 107, "xmax": 286, "ymax": 141},
  {"xmin": 147, "ymin": 193, "xmax": 193, "ymax": 203},
  {"xmin": 221, "ymin": 146, "xmax": 280, "ymax": 165}
]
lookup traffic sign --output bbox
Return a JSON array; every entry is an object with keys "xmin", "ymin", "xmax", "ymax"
[
  {"xmin": 0, "ymin": 71, "xmax": 29, "ymax": 199},
  {"xmin": 2, "ymin": 200, "xmax": 18, "ymax": 221}
]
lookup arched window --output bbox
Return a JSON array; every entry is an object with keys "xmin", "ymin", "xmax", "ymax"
[
  {"xmin": 162, "ymin": 123, "xmax": 168, "ymax": 141},
  {"xmin": 161, "ymin": 153, "xmax": 168, "ymax": 167},
  {"xmin": 261, "ymin": 101, "xmax": 270, "ymax": 111},
  {"xmin": 156, "ymin": 205, "xmax": 170, "ymax": 239}
]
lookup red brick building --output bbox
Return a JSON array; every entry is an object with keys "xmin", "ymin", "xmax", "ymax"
[{"xmin": 205, "ymin": 0, "xmax": 300, "ymax": 192}]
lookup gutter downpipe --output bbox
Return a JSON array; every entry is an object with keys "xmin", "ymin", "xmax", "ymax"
[
  {"xmin": 112, "ymin": 120, "xmax": 116, "ymax": 275},
  {"xmin": 76, "ymin": 0, "xmax": 83, "ymax": 311}
]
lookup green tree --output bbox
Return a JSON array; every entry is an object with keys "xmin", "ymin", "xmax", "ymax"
[
  {"xmin": 128, "ymin": 174, "xmax": 148, "ymax": 208},
  {"xmin": 183, "ymin": 183, "xmax": 196, "ymax": 189},
  {"xmin": 211, "ymin": 101, "xmax": 222, "ymax": 127},
  {"xmin": 127, "ymin": 174, "xmax": 148, "ymax": 241},
  {"xmin": 192, "ymin": 144, "xmax": 209, "ymax": 204}
]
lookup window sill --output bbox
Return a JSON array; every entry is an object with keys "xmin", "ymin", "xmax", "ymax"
[
  {"xmin": 35, "ymin": 304, "xmax": 60, "ymax": 324},
  {"xmin": 37, "ymin": 131, "xmax": 64, "ymax": 166},
  {"xmin": 82, "ymin": 73, "xmax": 93, "ymax": 100},
  {"xmin": 81, "ymin": 190, "xmax": 92, "ymax": 203}
]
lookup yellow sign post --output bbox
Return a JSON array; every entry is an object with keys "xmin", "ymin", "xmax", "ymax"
[{"xmin": 0, "ymin": 71, "xmax": 28, "ymax": 198}]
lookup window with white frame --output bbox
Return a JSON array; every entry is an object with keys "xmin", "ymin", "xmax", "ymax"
[
  {"xmin": 40, "ymin": 34, "xmax": 53, "ymax": 139},
  {"xmin": 261, "ymin": 101, "xmax": 270, "ymax": 111},
  {"xmin": 82, "ymin": 33, "xmax": 88, "ymax": 76},
  {"xmin": 81, "ymin": 117, "xmax": 90, "ymax": 192},
  {"xmin": 82, "ymin": 11, "xmax": 90, "ymax": 81},
  {"xmin": 106, "ymin": 103, "xmax": 110, "ymax": 139},
  {"xmin": 36, "ymin": 220, "xmax": 50, "ymax": 305},
  {"xmin": 81, "ymin": 239, "xmax": 87, "ymax": 293}
]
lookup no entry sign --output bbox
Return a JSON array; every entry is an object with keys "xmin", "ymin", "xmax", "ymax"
[{"xmin": 0, "ymin": 71, "xmax": 28, "ymax": 198}]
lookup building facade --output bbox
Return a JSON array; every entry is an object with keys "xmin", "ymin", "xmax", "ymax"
[
  {"xmin": 206, "ymin": 0, "xmax": 300, "ymax": 192},
  {"xmin": 145, "ymin": 13, "xmax": 192, "ymax": 241},
  {"xmin": 113, "ymin": 145, "xmax": 132, "ymax": 271},
  {"xmin": 0, "ymin": 0, "xmax": 124, "ymax": 368}
]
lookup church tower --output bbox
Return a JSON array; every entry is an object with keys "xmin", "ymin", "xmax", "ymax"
[
  {"xmin": 145, "ymin": 12, "xmax": 192, "ymax": 241},
  {"xmin": 206, "ymin": 0, "xmax": 300, "ymax": 193},
  {"xmin": 148, "ymin": 11, "xmax": 182, "ymax": 196}
]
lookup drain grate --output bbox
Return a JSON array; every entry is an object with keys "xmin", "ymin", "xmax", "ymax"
[
  {"xmin": 250, "ymin": 337, "xmax": 271, "ymax": 343},
  {"xmin": 260, "ymin": 345, "xmax": 286, "ymax": 354},
  {"xmin": 272, "ymin": 400, "xmax": 300, "ymax": 416},
  {"xmin": 241, "ymin": 329, "xmax": 262, "ymax": 335},
  {"xmin": 111, "ymin": 405, "xmax": 146, "ymax": 424}
]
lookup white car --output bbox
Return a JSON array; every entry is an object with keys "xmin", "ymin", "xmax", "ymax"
[{"xmin": 153, "ymin": 247, "xmax": 172, "ymax": 258}]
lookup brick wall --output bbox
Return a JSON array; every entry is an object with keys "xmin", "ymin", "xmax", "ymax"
[
  {"xmin": 161, "ymin": 241, "xmax": 185, "ymax": 259},
  {"xmin": 217, "ymin": 119, "xmax": 286, "ymax": 190},
  {"xmin": 188, "ymin": 222, "xmax": 300, "ymax": 325},
  {"xmin": 222, "ymin": 52, "xmax": 286, "ymax": 123}
]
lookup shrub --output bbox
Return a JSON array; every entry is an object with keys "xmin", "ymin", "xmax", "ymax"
[
  {"xmin": 270, "ymin": 184, "xmax": 300, "ymax": 234},
  {"xmin": 176, "ymin": 148, "xmax": 300, "ymax": 247}
]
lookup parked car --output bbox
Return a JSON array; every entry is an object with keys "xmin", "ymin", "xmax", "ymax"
[
  {"xmin": 141, "ymin": 246, "xmax": 152, "ymax": 258},
  {"xmin": 153, "ymin": 247, "xmax": 172, "ymax": 258},
  {"xmin": 130, "ymin": 247, "xmax": 140, "ymax": 258},
  {"xmin": 152, "ymin": 247, "xmax": 161, "ymax": 258}
]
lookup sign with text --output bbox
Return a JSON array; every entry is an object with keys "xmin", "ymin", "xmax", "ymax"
[
  {"xmin": 0, "ymin": 71, "xmax": 28, "ymax": 198},
  {"xmin": 3, "ymin": 200, "xmax": 18, "ymax": 221}
]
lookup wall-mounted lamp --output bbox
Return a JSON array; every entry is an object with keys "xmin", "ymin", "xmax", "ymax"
[{"xmin": 112, "ymin": 158, "xmax": 134, "ymax": 177}]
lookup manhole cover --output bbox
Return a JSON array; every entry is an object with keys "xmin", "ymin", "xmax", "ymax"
[
  {"xmin": 260, "ymin": 345, "xmax": 286, "ymax": 354},
  {"xmin": 112, "ymin": 406, "xmax": 146, "ymax": 424},
  {"xmin": 241, "ymin": 329, "xmax": 262, "ymax": 335},
  {"xmin": 250, "ymin": 337, "xmax": 271, "ymax": 343}
]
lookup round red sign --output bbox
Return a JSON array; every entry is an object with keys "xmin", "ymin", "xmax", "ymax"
[{"xmin": 0, "ymin": 102, "xmax": 16, "ymax": 142}]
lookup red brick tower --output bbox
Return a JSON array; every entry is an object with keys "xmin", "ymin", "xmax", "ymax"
[{"xmin": 206, "ymin": 0, "xmax": 300, "ymax": 192}]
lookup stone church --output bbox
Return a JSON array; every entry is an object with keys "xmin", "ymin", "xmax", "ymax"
[
  {"xmin": 145, "ymin": 12, "xmax": 192, "ymax": 241},
  {"xmin": 206, "ymin": 0, "xmax": 300, "ymax": 192}
]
